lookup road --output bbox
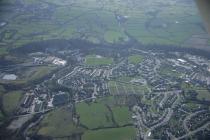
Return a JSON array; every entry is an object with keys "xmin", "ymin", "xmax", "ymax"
[
  {"xmin": 183, "ymin": 110, "xmax": 207, "ymax": 132},
  {"xmin": 176, "ymin": 122, "xmax": 210, "ymax": 140},
  {"xmin": 144, "ymin": 108, "xmax": 173, "ymax": 140},
  {"xmin": 57, "ymin": 66, "xmax": 81, "ymax": 85},
  {"xmin": 141, "ymin": 91, "xmax": 181, "ymax": 140},
  {"xmin": 133, "ymin": 106, "xmax": 148, "ymax": 139}
]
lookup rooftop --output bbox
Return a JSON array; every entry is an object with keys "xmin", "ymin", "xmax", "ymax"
[{"xmin": 3, "ymin": 74, "xmax": 17, "ymax": 80}]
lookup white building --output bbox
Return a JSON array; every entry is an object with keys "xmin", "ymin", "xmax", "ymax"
[
  {"xmin": 53, "ymin": 58, "xmax": 67, "ymax": 66},
  {"xmin": 3, "ymin": 74, "xmax": 17, "ymax": 80}
]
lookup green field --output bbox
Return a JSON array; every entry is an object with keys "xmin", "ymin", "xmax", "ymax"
[
  {"xmin": 37, "ymin": 107, "xmax": 84, "ymax": 137},
  {"xmin": 85, "ymin": 55, "xmax": 113, "ymax": 66},
  {"xmin": 0, "ymin": 66, "xmax": 56, "ymax": 85},
  {"xmin": 76, "ymin": 97, "xmax": 133, "ymax": 129},
  {"xmin": 128, "ymin": 55, "xmax": 144, "ymax": 64},
  {"xmin": 76, "ymin": 101, "xmax": 114, "ymax": 129},
  {"xmin": 108, "ymin": 81, "xmax": 118, "ymax": 95},
  {"xmin": 181, "ymin": 83, "xmax": 210, "ymax": 101},
  {"xmin": 99, "ymin": 96, "xmax": 117, "ymax": 107},
  {"xmin": 104, "ymin": 30, "xmax": 127, "ymax": 43},
  {"xmin": 185, "ymin": 102, "xmax": 201, "ymax": 111},
  {"xmin": 159, "ymin": 66, "xmax": 182, "ymax": 78},
  {"xmin": 30, "ymin": 66, "xmax": 50, "ymax": 78},
  {"xmin": 181, "ymin": 82, "xmax": 197, "ymax": 92},
  {"xmin": 3, "ymin": 90, "xmax": 23, "ymax": 114},
  {"xmin": 0, "ymin": 0, "xmax": 206, "ymax": 53},
  {"xmin": 0, "ymin": 85, "xmax": 6, "ymax": 96},
  {"xmin": 117, "ymin": 76, "xmax": 133, "ymax": 82},
  {"xmin": 196, "ymin": 89, "xmax": 210, "ymax": 101},
  {"xmin": 0, "ymin": 47, "xmax": 8, "ymax": 55},
  {"xmin": 19, "ymin": 66, "xmax": 55, "ymax": 83},
  {"xmin": 112, "ymin": 106, "xmax": 132, "ymax": 126},
  {"xmin": 82, "ymin": 126, "xmax": 136, "ymax": 140}
]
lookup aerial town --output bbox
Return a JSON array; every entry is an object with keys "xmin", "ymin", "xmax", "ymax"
[
  {"xmin": 1, "ymin": 0, "xmax": 210, "ymax": 140},
  {"xmin": 1, "ymin": 44, "xmax": 210, "ymax": 140}
]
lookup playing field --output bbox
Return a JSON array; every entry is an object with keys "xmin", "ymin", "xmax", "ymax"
[{"xmin": 85, "ymin": 55, "xmax": 113, "ymax": 66}]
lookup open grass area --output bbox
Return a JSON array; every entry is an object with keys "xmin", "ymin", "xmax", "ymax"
[
  {"xmin": 112, "ymin": 106, "xmax": 132, "ymax": 126},
  {"xmin": 38, "ymin": 107, "xmax": 84, "ymax": 137},
  {"xmin": 76, "ymin": 96, "xmax": 133, "ymax": 129},
  {"xmin": 159, "ymin": 66, "xmax": 182, "ymax": 78},
  {"xmin": 2, "ymin": 90, "xmax": 23, "ymax": 114},
  {"xmin": 181, "ymin": 82, "xmax": 198, "ymax": 92},
  {"xmin": 85, "ymin": 55, "xmax": 113, "ymax": 66},
  {"xmin": 0, "ymin": 47, "xmax": 8, "ymax": 56},
  {"xmin": 196, "ymin": 89, "xmax": 210, "ymax": 101},
  {"xmin": 82, "ymin": 126, "xmax": 136, "ymax": 140},
  {"xmin": 181, "ymin": 83, "xmax": 210, "ymax": 101},
  {"xmin": 108, "ymin": 81, "xmax": 118, "ymax": 95},
  {"xmin": 104, "ymin": 30, "xmax": 127, "ymax": 43},
  {"xmin": 117, "ymin": 76, "xmax": 133, "ymax": 82},
  {"xmin": 128, "ymin": 55, "xmax": 144, "ymax": 64},
  {"xmin": 99, "ymin": 96, "xmax": 117, "ymax": 107},
  {"xmin": 28, "ymin": 66, "xmax": 55, "ymax": 81},
  {"xmin": 76, "ymin": 101, "xmax": 114, "ymax": 129},
  {"xmin": 3, "ymin": 66, "xmax": 57, "ymax": 85},
  {"xmin": 185, "ymin": 102, "xmax": 201, "ymax": 111},
  {"xmin": 0, "ymin": 85, "xmax": 6, "ymax": 96}
]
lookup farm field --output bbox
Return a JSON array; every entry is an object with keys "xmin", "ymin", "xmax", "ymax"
[
  {"xmin": 112, "ymin": 106, "xmax": 133, "ymax": 126},
  {"xmin": 2, "ymin": 90, "xmax": 23, "ymax": 114},
  {"xmin": 0, "ymin": 0, "xmax": 209, "ymax": 56},
  {"xmin": 76, "ymin": 96, "xmax": 134, "ymax": 129},
  {"xmin": 76, "ymin": 101, "xmax": 114, "ymax": 129},
  {"xmin": 35, "ymin": 107, "xmax": 84, "ymax": 137}
]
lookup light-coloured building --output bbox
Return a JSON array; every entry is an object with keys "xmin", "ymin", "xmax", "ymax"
[{"xmin": 3, "ymin": 74, "xmax": 17, "ymax": 80}]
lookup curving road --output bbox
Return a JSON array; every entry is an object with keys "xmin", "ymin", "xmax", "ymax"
[
  {"xmin": 144, "ymin": 108, "xmax": 173, "ymax": 140},
  {"xmin": 183, "ymin": 110, "xmax": 207, "ymax": 133},
  {"xmin": 176, "ymin": 122, "xmax": 210, "ymax": 140}
]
